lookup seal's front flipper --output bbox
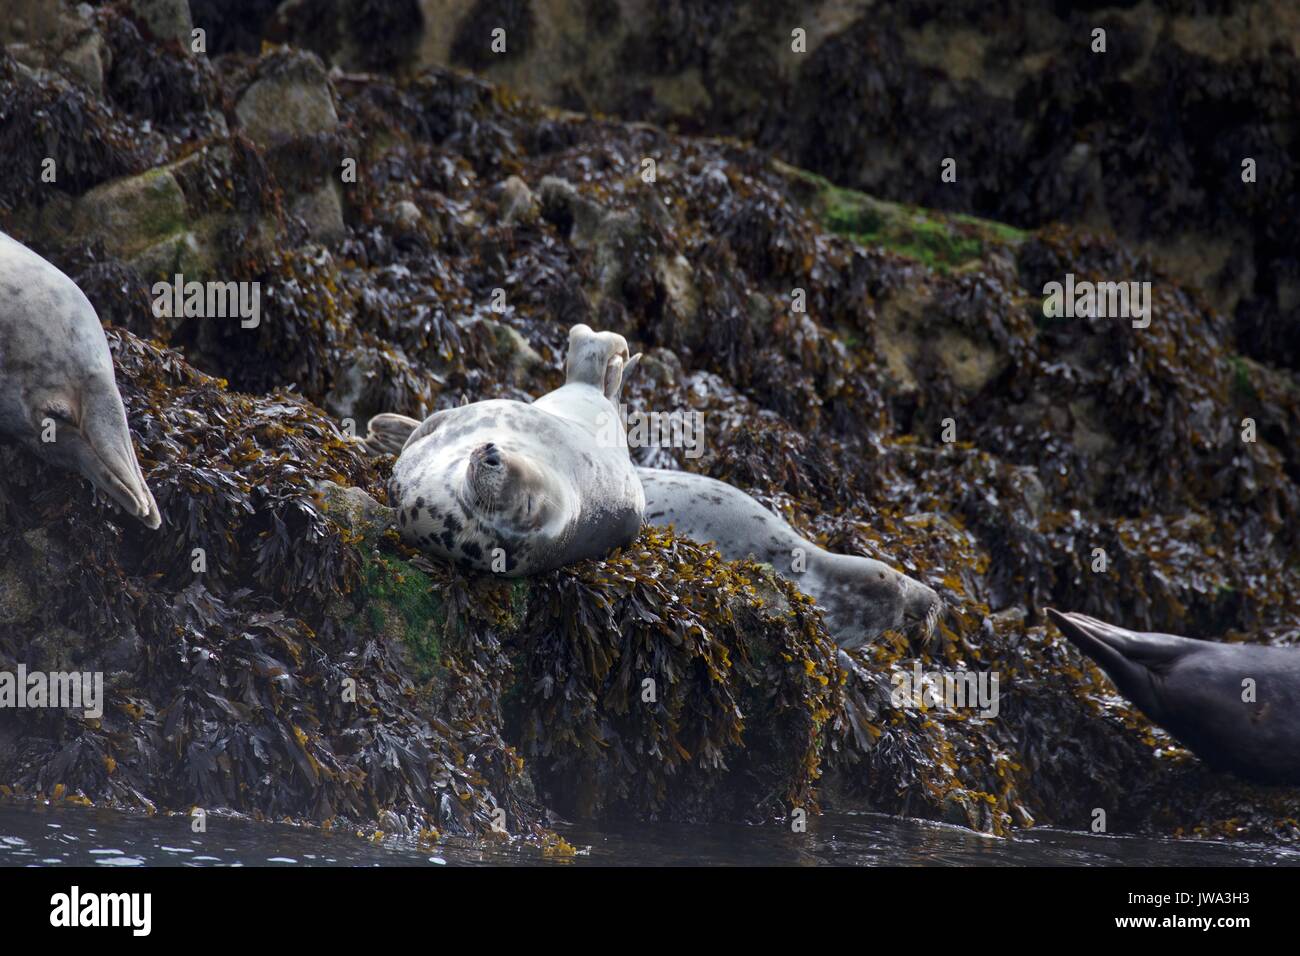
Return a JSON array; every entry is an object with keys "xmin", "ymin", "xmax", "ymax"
[{"xmin": 363, "ymin": 413, "xmax": 422, "ymax": 456}]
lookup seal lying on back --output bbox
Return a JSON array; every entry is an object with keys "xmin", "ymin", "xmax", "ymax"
[
  {"xmin": 367, "ymin": 324, "xmax": 644, "ymax": 575},
  {"xmin": 0, "ymin": 231, "xmax": 160, "ymax": 528},
  {"xmin": 638, "ymin": 468, "xmax": 941, "ymax": 648},
  {"xmin": 1047, "ymin": 608, "xmax": 1300, "ymax": 785}
]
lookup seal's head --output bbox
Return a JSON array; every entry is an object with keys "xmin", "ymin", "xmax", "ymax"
[
  {"xmin": 393, "ymin": 410, "xmax": 581, "ymax": 575},
  {"xmin": 463, "ymin": 441, "xmax": 566, "ymax": 535},
  {"xmin": 21, "ymin": 371, "xmax": 162, "ymax": 530},
  {"xmin": 0, "ymin": 231, "xmax": 160, "ymax": 528},
  {"xmin": 821, "ymin": 553, "xmax": 942, "ymax": 649}
]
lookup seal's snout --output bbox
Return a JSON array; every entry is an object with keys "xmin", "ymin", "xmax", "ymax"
[
  {"xmin": 1, "ymin": 233, "xmax": 161, "ymax": 529},
  {"xmin": 903, "ymin": 578, "xmax": 943, "ymax": 644},
  {"xmin": 34, "ymin": 381, "xmax": 162, "ymax": 530},
  {"xmin": 1045, "ymin": 607, "xmax": 1190, "ymax": 725},
  {"xmin": 467, "ymin": 441, "xmax": 512, "ymax": 512},
  {"xmin": 79, "ymin": 394, "xmax": 162, "ymax": 530}
]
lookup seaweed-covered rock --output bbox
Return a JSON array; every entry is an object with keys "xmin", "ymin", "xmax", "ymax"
[
  {"xmin": 506, "ymin": 529, "xmax": 839, "ymax": 823},
  {"xmin": 273, "ymin": 0, "xmax": 1300, "ymax": 371},
  {"xmin": 0, "ymin": 331, "xmax": 539, "ymax": 841},
  {"xmin": 1, "ymin": 8, "xmax": 1299, "ymax": 847}
]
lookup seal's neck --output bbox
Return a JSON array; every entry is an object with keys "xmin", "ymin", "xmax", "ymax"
[{"xmin": 536, "ymin": 383, "xmax": 627, "ymax": 452}]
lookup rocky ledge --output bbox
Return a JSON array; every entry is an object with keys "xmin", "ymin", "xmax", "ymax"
[{"xmin": 0, "ymin": 1, "xmax": 1297, "ymax": 849}]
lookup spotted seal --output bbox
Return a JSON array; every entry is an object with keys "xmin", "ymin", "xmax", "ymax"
[
  {"xmin": 1047, "ymin": 608, "xmax": 1300, "ymax": 785},
  {"xmin": 637, "ymin": 467, "xmax": 941, "ymax": 648},
  {"xmin": 366, "ymin": 324, "xmax": 644, "ymax": 575},
  {"xmin": 0, "ymin": 231, "xmax": 160, "ymax": 528}
]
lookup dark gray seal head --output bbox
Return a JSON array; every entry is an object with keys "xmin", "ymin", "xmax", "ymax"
[
  {"xmin": 638, "ymin": 467, "xmax": 941, "ymax": 648},
  {"xmin": 367, "ymin": 325, "xmax": 646, "ymax": 575},
  {"xmin": 1047, "ymin": 608, "xmax": 1300, "ymax": 785},
  {"xmin": 0, "ymin": 232, "xmax": 160, "ymax": 528}
]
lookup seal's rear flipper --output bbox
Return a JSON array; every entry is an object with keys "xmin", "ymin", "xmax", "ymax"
[
  {"xmin": 565, "ymin": 323, "xmax": 637, "ymax": 402},
  {"xmin": 608, "ymin": 351, "xmax": 642, "ymax": 402},
  {"xmin": 363, "ymin": 413, "xmax": 422, "ymax": 456},
  {"xmin": 1046, "ymin": 608, "xmax": 1191, "ymax": 719}
]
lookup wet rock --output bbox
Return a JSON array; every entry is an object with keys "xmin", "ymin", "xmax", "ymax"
[
  {"xmin": 0, "ymin": 2, "xmax": 107, "ymax": 94},
  {"xmin": 27, "ymin": 626, "xmax": 89, "ymax": 675},
  {"xmin": 0, "ymin": 0, "xmax": 85, "ymax": 48},
  {"xmin": 290, "ymin": 181, "xmax": 346, "ymax": 244},
  {"xmin": 128, "ymin": 0, "xmax": 193, "ymax": 47},
  {"xmin": 537, "ymin": 176, "xmax": 648, "ymax": 303},
  {"xmin": 314, "ymin": 479, "xmax": 394, "ymax": 542},
  {"xmin": 67, "ymin": 162, "xmax": 226, "ymax": 279},
  {"xmin": 72, "ymin": 167, "xmax": 186, "ymax": 258},
  {"xmin": 0, "ymin": 563, "xmax": 38, "ymax": 626},
  {"xmin": 654, "ymin": 254, "xmax": 699, "ymax": 323},
  {"xmin": 234, "ymin": 49, "xmax": 338, "ymax": 147},
  {"xmin": 538, "ymin": 176, "xmax": 608, "ymax": 243},
  {"xmin": 477, "ymin": 318, "xmax": 543, "ymax": 378},
  {"xmin": 635, "ymin": 348, "xmax": 685, "ymax": 389},
  {"xmin": 66, "ymin": 33, "xmax": 108, "ymax": 94},
  {"xmin": 934, "ymin": 327, "xmax": 1008, "ymax": 394},
  {"xmin": 322, "ymin": 347, "xmax": 384, "ymax": 424},
  {"xmin": 386, "ymin": 199, "xmax": 422, "ymax": 232},
  {"xmin": 268, "ymin": 0, "xmax": 424, "ymax": 71},
  {"xmin": 940, "ymin": 790, "xmax": 977, "ymax": 828},
  {"xmin": 496, "ymin": 175, "xmax": 538, "ymax": 226}
]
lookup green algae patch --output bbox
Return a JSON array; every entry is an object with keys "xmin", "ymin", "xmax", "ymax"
[
  {"xmin": 774, "ymin": 159, "xmax": 1027, "ymax": 271},
  {"xmin": 359, "ymin": 552, "xmax": 446, "ymax": 682}
]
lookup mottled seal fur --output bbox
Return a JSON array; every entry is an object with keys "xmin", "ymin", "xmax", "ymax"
[
  {"xmin": 0, "ymin": 231, "xmax": 160, "ymax": 528},
  {"xmin": 1047, "ymin": 608, "xmax": 1300, "ymax": 785},
  {"xmin": 368, "ymin": 325, "xmax": 644, "ymax": 575},
  {"xmin": 638, "ymin": 467, "xmax": 941, "ymax": 648}
]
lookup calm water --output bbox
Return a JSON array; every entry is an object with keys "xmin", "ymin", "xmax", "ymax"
[{"xmin": 2, "ymin": 803, "xmax": 1297, "ymax": 866}]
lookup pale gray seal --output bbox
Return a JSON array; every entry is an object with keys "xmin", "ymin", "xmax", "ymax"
[
  {"xmin": 1047, "ymin": 608, "xmax": 1300, "ymax": 785},
  {"xmin": 366, "ymin": 324, "xmax": 644, "ymax": 575},
  {"xmin": 638, "ymin": 467, "xmax": 941, "ymax": 648},
  {"xmin": 0, "ymin": 231, "xmax": 161, "ymax": 528}
]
